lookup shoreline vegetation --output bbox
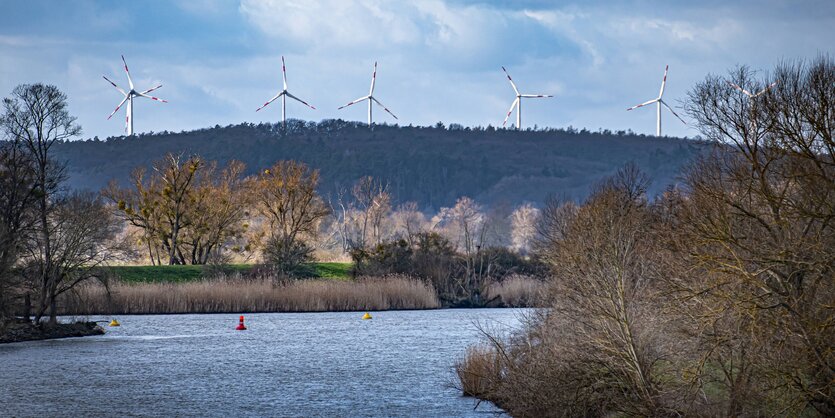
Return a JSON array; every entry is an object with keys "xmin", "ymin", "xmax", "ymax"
[
  {"xmin": 454, "ymin": 59, "xmax": 835, "ymax": 416},
  {"xmin": 62, "ymin": 275, "xmax": 440, "ymax": 315},
  {"xmin": 56, "ymin": 273, "xmax": 542, "ymax": 316},
  {"xmin": 0, "ymin": 273, "xmax": 542, "ymax": 344}
]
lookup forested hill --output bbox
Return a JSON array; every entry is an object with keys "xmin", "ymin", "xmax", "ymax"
[{"xmin": 55, "ymin": 120, "xmax": 707, "ymax": 210}]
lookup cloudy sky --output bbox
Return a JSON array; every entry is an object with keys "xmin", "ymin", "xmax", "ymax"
[{"xmin": 1, "ymin": 0, "xmax": 833, "ymax": 139}]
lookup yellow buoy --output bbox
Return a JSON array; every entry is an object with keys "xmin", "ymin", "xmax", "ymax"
[
  {"xmin": 109, "ymin": 319, "xmax": 121, "ymax": 327},
  {"xmin": 362, "ymin": 312, "xmax": 372, "ymax": 320}
]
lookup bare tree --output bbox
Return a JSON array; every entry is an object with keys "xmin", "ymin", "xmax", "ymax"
[
  {"xmin": 1, "ymin": 84, "xmax": 80, "ymax": 324},
  {"xmin": 351, "ymin": 176, "xmax": 391, "ymax": 249},
  {"xmin": 510, "ymin": 203, "xmax": 540, "ymax": 256},
  {"xmin": 0, "ymin": 138, "xmax": 37, "ymax": 319},
  {"xmin": 22, "ymin": 192, "xmax": 127, "ymax": 323},
  {"xmin": 254, "ymin": 161, "xmax": 330, "ymax": 276},
  {"xmin": 433, "ymin": 196, "xmax": 491, "ymax": 303},
  {"xmin": 392, "ymin": 201, "xmax": 426, "ymax": 246},
  {"xmin": 181, "ymin": 160, "xmax": 251, "ymax": 264},
  {"xmin": 105, "ymin": 154, "xmax": 204, "ymax": 265},
  {"xmin": 683, "ymin": 56, "xmax": 835, "ymax": 414}
]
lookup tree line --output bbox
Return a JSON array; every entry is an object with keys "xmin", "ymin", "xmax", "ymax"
[
  {"xmin": 0, "ymin": 80, "xmax": 549, "ymax": 322},
  {"xmin": 99, "ymin": 154, "xmax": 547, "ymax": 304}
]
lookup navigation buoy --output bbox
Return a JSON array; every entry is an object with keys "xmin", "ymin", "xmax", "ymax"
[
  {"xmin": 362, "ymin": 312, "xmax": 372, "ymax": 320},
  {"xmin": 236, "ymin": 315, "xmax": 247, "ymax": 330},
  {"xmin": 109, "ymin": 319, "xmax": 121, "ymax": 327}
]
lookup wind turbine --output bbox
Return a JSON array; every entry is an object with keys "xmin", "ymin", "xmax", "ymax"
[
  {"xmin": 727, "ymin": 80, "xmax": 778, "ymax": 99},
  {"xmin": 728, "ymin": 80, "xmax": 778, "ymax": 134},
  {"xmin": 338, "ymin": 61, "xmax": 398, "ymax": 125},
  {"xmin": 626, "ymin": 65, "xmax": 686, "ymax": 136},
  {"xmin": 256, "ymin": 56, "xmax": 316, "ymax": 127},
  {"xmin": 501, "ymin": 66, "xmax": 553, "ymax": 130},
  {"xmin": 103, "ymin": 55, "xmax": 167, "ymax": 136}
]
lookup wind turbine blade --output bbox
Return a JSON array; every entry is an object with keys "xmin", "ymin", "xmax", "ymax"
[
  {"xmin": 137, "ymin": 92, "xmax": 168, "ymax": 103},
  {"xmin": 286, "ymin": 92, "xmax": 316, "ymax": 110},
  {"xmin": 369, "ymin": 61, "xmax": 377, "ymax": 95},
  {"xmin": 282, "ymin": 56, "xmax": 288, "ymax": 90},
  {"xmin": 371, "ymin": 97, "xmax": 397, "ymax": 119},
  {"xmin": 661, "ymin": 100, "xmax": 687, "ymax": 125},
  {"xmin": 502, "ymin": 98, "xmax": 519, "ymax": 126},
  {"xmin": 256, "ymin": 91, "xmax": 284, "ymax": 112},
  {"xmin": 501, "ymin": 66, "xmax": 519, "ymax": 95},
  {"xmin": 726, "ymin": 81, "xmax": 754, "ymax": 97},
  {"xmin": 658, "ymin": 64, "xmax": 669, "ymax": 98},
  {"xmin": 107, "ymin": 95, "xmax": 129, "ymax": 120},
  {"xmin": 627, "ymin": 98, "xmax": 658, "ymax": 111},
  {"xmin": 102, "ymin": 76, "xmax": 126, "ymax": 95},
  {"xmin": 140, "ymin": 84, "xmax": 163, "ymax": 95},
  {"xmin": 121, "ymin": 55, "xmax": 134, "ymax": 90},
  {"xmin": 338, "ymin": 96, "xmax": 369, "ymax": 110},
  {"xmin": 752, "ymin": 81, "xmax": 778, "ymax": 97},
  {"xmin": 520, "ymin": 94, "xmax": 553, "ymax": 98}
]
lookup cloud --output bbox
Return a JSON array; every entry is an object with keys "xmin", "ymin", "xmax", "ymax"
[
  {"xmin": 0, "ymin": 0, "xmax": 833, "ymax": 140},
  {"xmin": 239, "ymin": 0, "xmax": 423, "ymax": 49}
]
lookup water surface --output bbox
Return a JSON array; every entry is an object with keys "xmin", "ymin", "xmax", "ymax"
[{"xmin": 0, "ymin": 309, "xmax": 524, "ymax": 417}]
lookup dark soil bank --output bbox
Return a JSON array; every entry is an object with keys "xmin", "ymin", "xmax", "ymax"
[{"xmin": 0, "ymin": 320, "xmax": 104, "ymax": 344}]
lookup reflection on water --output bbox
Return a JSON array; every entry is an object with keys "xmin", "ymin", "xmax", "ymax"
[{"xmin": 0, "ymin": 309, "xmax": 524, "ymax": 417}]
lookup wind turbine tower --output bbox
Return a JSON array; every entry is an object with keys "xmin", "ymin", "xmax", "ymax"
[
  {"xmin": 256, "ymin": 56, "xmax": 317, "ymax": 127},
  {"xmin": 338, "ymin": 61, "xmax": 398, "ymax": 125},
  {"xmin": 501, "ymin": 66, "xmax": 553, "ymax": 130},
  {"xmin": 103, "ymin": 55, "xmax": 167, "ymax": 136},
  {"xmin": 626, "ymin": 65, "xmax": 686, "ymax": 136}
]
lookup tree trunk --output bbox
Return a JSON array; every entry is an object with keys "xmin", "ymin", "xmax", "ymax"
[
  {"xmin": 48, "ymin": 295, "xmax": 57, "ymax": 325},
  {"xmin": 23, "ymin": 293, "xmax": 30, "ymax": 323}
]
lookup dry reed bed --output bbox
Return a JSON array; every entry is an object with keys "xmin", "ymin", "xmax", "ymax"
[
  {"xmin": 486, "ymin": 275, "xmax": 545, "ymax": 307},
  {"xmin": 455, "ymin": 345, "xmax": 503, "ymax": 399},
  {"xmin": 61, "ymin": 275, "xmax": 440, "ymax": 315}
]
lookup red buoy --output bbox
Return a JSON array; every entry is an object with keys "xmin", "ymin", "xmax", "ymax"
[{"xmin": 236, "ymin": 315, "xmax": 247, "ymax": 331}]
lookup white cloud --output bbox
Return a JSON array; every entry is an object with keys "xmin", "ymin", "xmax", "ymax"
[
  {"xmin": 239, "ymin": 0, "xmax": 423, "ymax": 49},
  {"xmin": 1, "ymin": 0, "xmax": 832, "ymax": 140}
]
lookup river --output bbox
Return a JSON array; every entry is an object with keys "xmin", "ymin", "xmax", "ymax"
[{"xmin": 0, "ymin": 309, "xmax": 526, "ymax": 417}]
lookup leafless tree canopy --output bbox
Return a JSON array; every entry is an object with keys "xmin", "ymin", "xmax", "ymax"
[
  {"xmin": 255, "ymin": 160, "xmax": 330, "ymax": 276},
  {"xmin": 1, "ymin": 84, "xmax": 125, "ymax": 325},
  {"xmin": 104, "ymin": 155, "xmax": 252, "ymax": 266}
]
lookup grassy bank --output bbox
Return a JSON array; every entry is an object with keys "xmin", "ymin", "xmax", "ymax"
[
  {"xmin": 60, "ymin": 275, "xmax": 439, "ymax": 315},
  {"xmin": 108, "ymin": 262, "xmax": 352, "ymax": 283}
]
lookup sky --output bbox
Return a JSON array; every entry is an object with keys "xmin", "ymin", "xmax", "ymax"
[{"xmin": 1, "ymin": 0, "xmax": 833, "ymax": 140}]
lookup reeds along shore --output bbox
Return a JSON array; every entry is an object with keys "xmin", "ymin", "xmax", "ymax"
[
  {"xmin": 486, "ymin": 275, "xmax": 543, "ymax": 307},
  {"xmin": 59, "ymin": 275, "xmax": 441, "ymax": 315}
]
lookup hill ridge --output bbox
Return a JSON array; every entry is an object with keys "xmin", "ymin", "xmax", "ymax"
[{"xmin": 55, "ymin": 119, "xmax": 706, "ymax": 210}]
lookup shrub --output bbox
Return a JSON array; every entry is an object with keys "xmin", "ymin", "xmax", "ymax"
[{"xmin": 263, "ymin": 237, "xmax": 316, "ymax": 278}]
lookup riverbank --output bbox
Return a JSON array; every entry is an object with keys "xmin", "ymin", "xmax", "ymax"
[
  {"xmin": 55, "ymin": 275, "xmax": 543, "ymax": 315},
  {"xmin": 0, "ymin": 319, "xmax": 104, "ymax": 344}
]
